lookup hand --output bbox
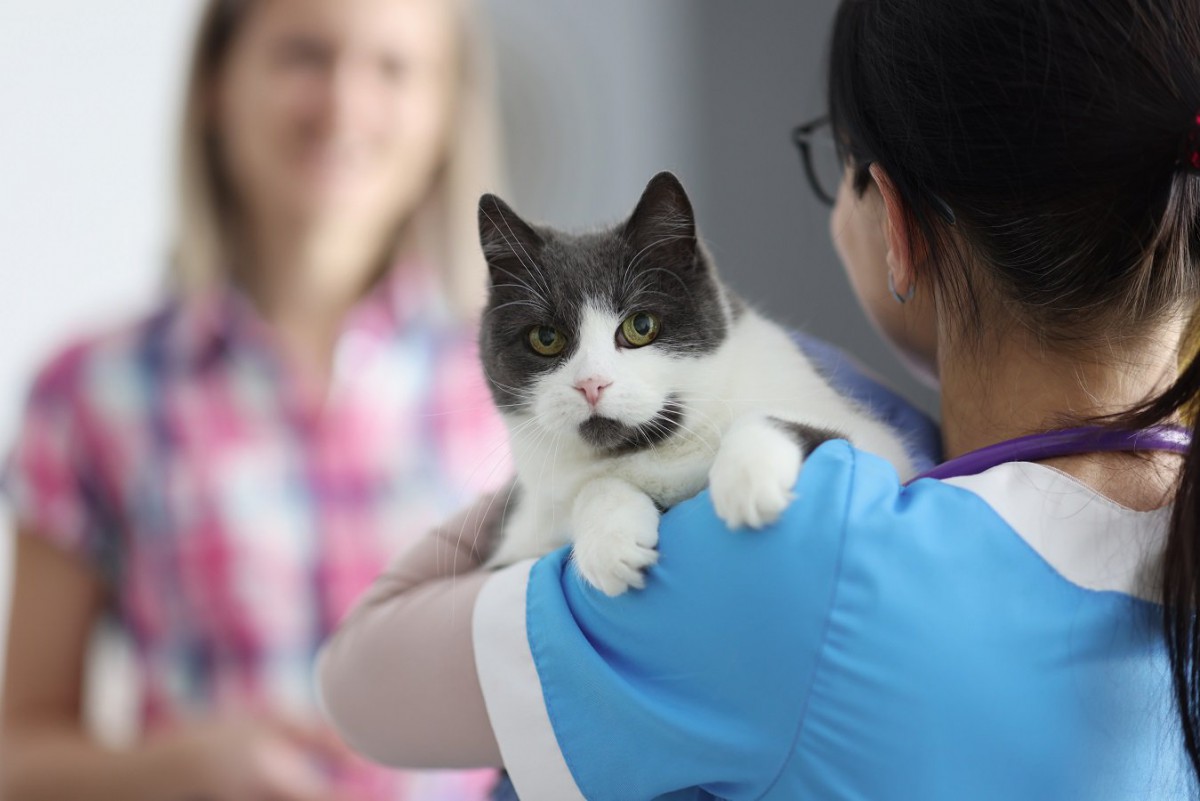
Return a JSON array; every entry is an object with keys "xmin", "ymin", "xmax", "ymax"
[{"xmin": 151, "ymin": 712, "xmax": 366, "ymax": 801}]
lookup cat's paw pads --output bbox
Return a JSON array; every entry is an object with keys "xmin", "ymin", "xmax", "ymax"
[
  {"xmin": 709, "ymin": 420, "xmax": 802, "ymax": 530},
  {"xmin": 571, "ymin": 499, "xmax": 660, "ymax": 597}
]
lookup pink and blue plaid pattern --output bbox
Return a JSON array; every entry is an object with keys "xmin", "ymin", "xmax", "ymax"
[{"xmin": 3, "ymin": 268, "xmax": 511, "ymax": 800}]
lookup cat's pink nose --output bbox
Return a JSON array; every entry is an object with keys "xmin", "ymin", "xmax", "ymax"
[{"xmin": 574, "ymin": 377, "xmax": 612, "ymax": 408}]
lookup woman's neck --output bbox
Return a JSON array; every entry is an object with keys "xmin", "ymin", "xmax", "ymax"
[
  {"xmin": 237, "ymin": 218, "xmax": 397, "ymax": 390},
  {"xmin": 938, "ymin": 322, "xmax": 1185, "ymax": 510}
]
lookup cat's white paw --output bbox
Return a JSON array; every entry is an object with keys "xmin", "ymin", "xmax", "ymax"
[
  {"xmin": 709, "ymin": 417, "xmax": 803, "ymax": 530},
  {"xmin": 571, "ymin": 481, "xmax": 660, "ymax": 597}
]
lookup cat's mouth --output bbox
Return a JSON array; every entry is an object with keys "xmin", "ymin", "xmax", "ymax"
[{"xmin": 577, "ymin": 395, "xmax": 685, "ymax": 456}]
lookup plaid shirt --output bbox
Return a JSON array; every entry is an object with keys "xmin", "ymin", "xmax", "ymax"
[{"xmin": 3, "ymin": 268, "xmax": 509, "ymax": 800}]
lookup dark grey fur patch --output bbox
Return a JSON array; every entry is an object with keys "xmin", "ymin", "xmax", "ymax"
[
  {"xmin": 579, "ymin": 396, "xmax": 686, "ymax": 456},
  {"xmin": 477, "ymin": 173, "xmax": 730, "ymax": 411},
  {"xmin": 769, "ymin": 418, "xmax": 845, "ymax": 457}
]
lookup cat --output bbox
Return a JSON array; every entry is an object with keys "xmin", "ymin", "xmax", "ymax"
[{"xmin": 477, "ymin": 171, "xmax": 914, "ymax": 596}]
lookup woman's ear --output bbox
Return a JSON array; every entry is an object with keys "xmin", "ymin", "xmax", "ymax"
[{"xmin": 869, "ymin": 163, "xmax": 919, "ymax": 299}]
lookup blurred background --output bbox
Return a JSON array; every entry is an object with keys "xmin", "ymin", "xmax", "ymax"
[{"xmin": 0, "ymin": 0, "xmax": 936, "ymax": 782}]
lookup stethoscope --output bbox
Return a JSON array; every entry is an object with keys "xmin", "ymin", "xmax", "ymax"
[{"xmin": 909, "ymin": 425, "xmax": 1193, "ymax": 483}]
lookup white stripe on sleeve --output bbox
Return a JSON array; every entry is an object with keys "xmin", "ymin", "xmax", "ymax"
[{"xmin": 472, "ymin": 559, "xmax": 586, "ymax": 801}]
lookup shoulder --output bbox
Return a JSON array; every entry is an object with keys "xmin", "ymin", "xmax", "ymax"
[
  {"xmin": 940, "ymin": 461, "xmax": 1168, "ymax": 600},
  {"xmin": 824, "ymin": 444, "xmax": 1167, "ymax": 602},
  {"xmin": 23, "ymin": 301, "xmax": 184, "ymax": 410}
]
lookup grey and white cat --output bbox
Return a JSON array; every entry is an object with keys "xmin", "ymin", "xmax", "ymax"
[{"xmin": 478, "ymin": 172, "xmax": 913, "ymax": 595}]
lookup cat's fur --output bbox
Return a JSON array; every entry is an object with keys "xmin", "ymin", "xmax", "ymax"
[{"xmin": 478, "ymin": 172, "xmax": 913, "ymax": 595}]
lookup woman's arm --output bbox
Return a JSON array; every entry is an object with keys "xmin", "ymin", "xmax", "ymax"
[
  {"xmin": 3, "ymin": 529, "xmax": 355, "ymax": 801},
  {"xmin": 1, "ymin": 529, "xmax": 189, "ymax": 801},
  {"xmin": 316, "ymin": 493, "xmax": 507, "ymax": 768}
]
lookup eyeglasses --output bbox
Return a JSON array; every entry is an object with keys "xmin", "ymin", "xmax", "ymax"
[
  {"xmin": 791, "ymin": 116, "xmax": 842, "ymax": 207},
  {"xmin": 791, "ymin": 115, "xmax": 956, "ymax": 225}
]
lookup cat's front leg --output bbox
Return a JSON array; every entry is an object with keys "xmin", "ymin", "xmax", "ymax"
[
  {"xmin": 571, "ymin": 476, "xmax": 660, "ymax": 597},
  {"xmin": 709, "ymin": 415, "xmax": 838, "ymax": 529}
]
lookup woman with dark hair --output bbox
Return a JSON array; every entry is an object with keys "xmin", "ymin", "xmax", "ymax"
[{"xmin": 319, "ymin": 0, "xmax": 1200, "ymax": 797}]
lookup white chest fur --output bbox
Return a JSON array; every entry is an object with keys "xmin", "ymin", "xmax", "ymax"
[{"xmin": 486, "ymin": 308, "xmax": 914, "ymax": 577}]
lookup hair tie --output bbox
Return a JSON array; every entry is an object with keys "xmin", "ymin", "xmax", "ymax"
[{"xmin": 1183, "ymin": 111, "xmax": 1200, "ymax": 173}]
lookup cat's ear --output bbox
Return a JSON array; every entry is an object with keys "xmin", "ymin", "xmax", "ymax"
[
  {"xmin": 478, "ymin": 193, "xmax": 545, "ymax": 284},
  {"xmin": 622, "ymin": 171, "xmax": 698, "ymax": 271}
]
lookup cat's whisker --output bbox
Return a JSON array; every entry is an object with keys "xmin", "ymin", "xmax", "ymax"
[
  {"xmin": 630, "ymin": 265, "xmax": 697, "ymax": 304},
  {"xmin": 445, "ymin": 415, "xmax": 541, "ymax": 565},
  {"xmin": 478, "ymin": 370, "xmax": 531, "ymax": 396},
  {"xmin": 480, "ymin": 206, "xmax": 537, "ymax": 272},
  {"xmin": 499, "ymin": 212, "xmax": 555, "ymax": 302},
  {"xmin": 645, "ymin": 415, "xmax": 718, "ymax": 459},
  {"xmin": 417, "ymin": 401, "xmax": 531, "ymax": 418},
  {"xmin": 624, "ymin": 234, "xmax": 693, "ymax": 281},
  {"xmin": 484, "ymin": 286, "xmax": 552, "ymax": 314},
  {"xmin": 619, "ymin": 232, "xmax": 680, "ymax": 300},
  {"xmin": 448, "ymin": 415, "xmax": 550, "ymax": 579},
  {"xmin": 468, "ymin": 419, "xmax": 544, "ymax": 551},
  {"xmin": 530, "ymin": 417, "xmax": 561, "ymax": 553},
  {"xmin": 451, "ymin": 414, "xmax": 538, "ymax": 502},
  {"xmin": 479, "ymin": 363, "xmax": 538, "ymax": 400},
  {"xmin": 669, "ymin": 418, "xmax": 720, "ymax": 457},
  {"xmin": 485, "ymin": 297, "xmax": 547, "ymax": 314},
  {"xmin": 484, "ymin": 417, "xmax": 554, "ymax": 565},
  {"xmin": 481, "ymin": 204, "xmax": 556, "ymax": 309},
  {"xmin": 652, "ymin": 395, "xmax": 724, "ymax": 450},
  {"xmin": 547, "ymin": 428, "xmax": 566, "ymax": 543},
  {"xmin": 485, "ymin": 263, "xmax": 551, "ymax": 309},
  {"xmin": 666, "ymin": 399, "xmax": 730, "ymax": 448},
  {"xmin": 623, "ymin": 286, "xmax": 684, "ymax": 303},
  {"xmin": 631, "ymin": 420, "xmax": 667, "ymax": 463},
  {"xmin": 668, "ymin": 395, "xmax": 730, "ymax": 421},
  {"xmin": 485, "ymin": 283, "xmax": 553, "ymax": 314},
  {"xmin": 497, "ymin": 471, "xmax": 522, "ymax": 549}
]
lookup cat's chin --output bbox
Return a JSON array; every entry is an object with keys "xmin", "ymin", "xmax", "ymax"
[{"xmin": 576, "ymin": 397, "xmax": 684, "ymax": 456}]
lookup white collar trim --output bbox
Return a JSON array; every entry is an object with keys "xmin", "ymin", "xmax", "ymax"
[{"xmin": 943, "ymin": 462, "xmax": 1169, "ymax": 602}]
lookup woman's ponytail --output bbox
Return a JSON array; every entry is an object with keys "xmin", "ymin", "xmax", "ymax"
[{"xmin": 1156, "ymin": 350, "xmax": 1200, "ymax": 777}]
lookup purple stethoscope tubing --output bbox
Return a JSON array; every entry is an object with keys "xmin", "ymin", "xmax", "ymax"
[{"xmin": 909, "ymin": 425, "xmax": 1194, "ymax": 483}]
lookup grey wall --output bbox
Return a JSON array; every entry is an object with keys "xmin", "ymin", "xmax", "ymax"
[
  {"xmin": 688, "ymin": 0, "xmax": 938, "ymax": 413},
  {"xmin": 485, "ymin": 1, "xmax": 701, "ymax": 225},
  {"xmin": 485, "ymin": 0, "xmax": 939, "ymax": 413}
]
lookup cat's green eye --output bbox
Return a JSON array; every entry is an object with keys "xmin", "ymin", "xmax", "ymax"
[
  {"xmin": 528, "ymin": 325, "xmax": 567, "ymax": 356},
  {"xmin": 620, "ymin": 312, "xmax": 660, "ymax": 348}
]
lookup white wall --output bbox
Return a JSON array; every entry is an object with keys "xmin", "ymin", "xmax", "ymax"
[
  {"xmin": 1, "ymin": 1, "xmax": 201, "ymax": 443},
  {"xmin": 0, "ymin": 0, "xmax": 202, "ymax": 702}
]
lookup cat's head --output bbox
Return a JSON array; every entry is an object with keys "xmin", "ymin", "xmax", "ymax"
[{"xmin": 478, "ymin": 172, "xmax": 733, "ymax": 455}]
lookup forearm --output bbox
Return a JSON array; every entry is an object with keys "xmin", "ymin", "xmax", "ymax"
[
  {"xmin": 2, "ymin": 726, "xmax": 193, "ymax": 801},
  {"xmin": 317, "ymin": 496, "xmax": 506, "ymax": 769}
]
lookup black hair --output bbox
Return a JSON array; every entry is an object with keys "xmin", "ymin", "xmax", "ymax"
[{"xmin": 827, "ymin": 0, "xmax": 1200, "ymax": 781}]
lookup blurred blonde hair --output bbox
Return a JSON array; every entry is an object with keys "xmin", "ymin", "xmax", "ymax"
[{"xmin": 172, "ymin": 0, "xmax": 504, "ymax": 318}]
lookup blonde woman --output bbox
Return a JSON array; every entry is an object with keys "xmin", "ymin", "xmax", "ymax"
[{"xmin": 1, "ymin": 1, "xmax": 509, "ymax": 799}]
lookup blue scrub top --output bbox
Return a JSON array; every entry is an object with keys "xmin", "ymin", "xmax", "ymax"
[
  {"xmin": 474, "ymin": 337, "xmax": 1192, "ymax": 801},
  {"xmin": 501, "ymin": 444, "xmax": 1191, "ymax": 800}
]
